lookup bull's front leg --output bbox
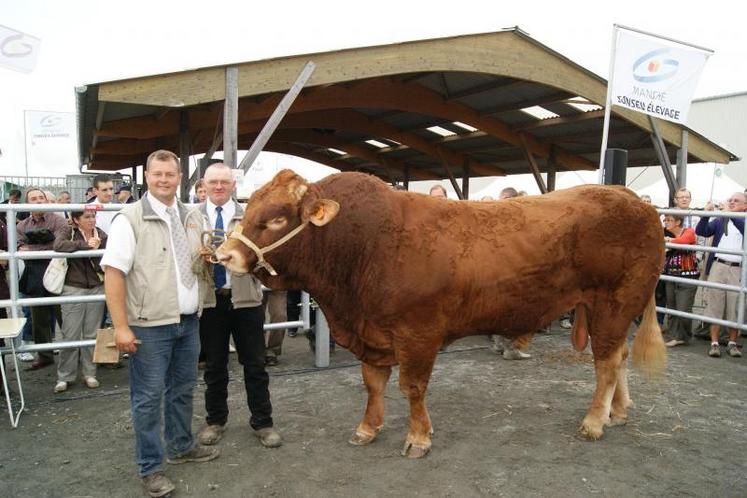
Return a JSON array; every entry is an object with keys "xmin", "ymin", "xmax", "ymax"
[
  {"xmin": 349, "ymin": 362, "xmax": 392, "ymax": 446},
  {"xmin": 398, "ymin": 352, "xmax": 437, "ymax": 459}
]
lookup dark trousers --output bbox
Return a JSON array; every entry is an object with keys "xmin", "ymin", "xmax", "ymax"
[
  {"xmin": 200, "ymin": 295, "xmax": 272, "ymax": 430},
  {"xmin": 31, "ymin": 305, "xmax": 61, "ymax": 363}
]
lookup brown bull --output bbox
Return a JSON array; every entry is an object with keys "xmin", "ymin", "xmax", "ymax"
[{"xmin": 215, "ymin": 170, "xmax": 666, "ymax": 458}]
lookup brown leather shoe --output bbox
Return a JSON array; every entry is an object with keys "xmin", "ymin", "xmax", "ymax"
[
  {"xmin": 254, "ymin": 427, "xmax": 282, "ymax": 448},
  {"xmin": 197, "ymin": 424, "xmax": 225, "ymax": 445},
  {"xmin": 142, "ymin": 471, "xmax": 175, "ymax": 497},
  {"xmin": 26, "ymin": 358, "xmax": 53, "ymax": 371}
]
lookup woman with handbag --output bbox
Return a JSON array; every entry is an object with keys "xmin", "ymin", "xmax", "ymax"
[
  {"xmin": 662, "ymin": 214, "xmax": 700, "ymax": 347},
  {"xmin": 52, "ymin": 210, "xmax": 107, "ymax": 393}
]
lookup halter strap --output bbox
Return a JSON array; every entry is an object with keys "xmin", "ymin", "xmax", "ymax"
[{"xmin": 228, "ymin": 222, "xmax": 309, "ymax": 276}]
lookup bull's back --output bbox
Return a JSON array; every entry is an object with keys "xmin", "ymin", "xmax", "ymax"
[{"xmin": 380, "ymin": 185, "xmax": 663, "ymax": 334}]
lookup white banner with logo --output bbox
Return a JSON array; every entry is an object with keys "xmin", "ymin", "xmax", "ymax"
[
  {"xmin": 24, "ymin": 111, "xmax": 78, "ymax": 176},
  {"xmin": 610, "ymin": 27, "xmax": 711, "ymax": 124},
  {"xmin": 0, "ymin": 24, "xmax": 41, "ymax": 73}
]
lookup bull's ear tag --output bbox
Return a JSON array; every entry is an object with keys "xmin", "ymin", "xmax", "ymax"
[
  {"xmin": 233, "ymin": 225, "xmax": 244, "ymax": 235},
  {"xmin": 309, "ymin": 199, "xmax": 340, "ymax": 226}
]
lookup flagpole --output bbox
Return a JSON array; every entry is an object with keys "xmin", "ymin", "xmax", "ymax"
[
  {"xmin": 23, "ymin": 110, "xmax": 29, "ymax": 178},
  {"xmin": 597, "ymin": 25, "xmax": 619, "ymax": 185}
]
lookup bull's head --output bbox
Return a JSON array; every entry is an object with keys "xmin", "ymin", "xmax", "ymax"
[{"xmin": 214, "ymin": 169, "xmax": 339, "ymax": 276}]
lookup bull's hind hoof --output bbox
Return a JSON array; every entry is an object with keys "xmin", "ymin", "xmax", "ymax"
[
  {"xmin": 349, "ymin": 430, "xmax": 377, "ymax": 446},
  {"xmin": 401, "ymin": 441, "xmax": 431, "ymax": 459},
  {"xmin": 606, "ymin": 415, "xmax": 628, "ymax": 427}
]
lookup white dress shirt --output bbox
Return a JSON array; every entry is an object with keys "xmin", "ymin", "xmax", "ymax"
[{"xmin": 100, "ymin": 194, "xmax": 199, "ymax": 314}]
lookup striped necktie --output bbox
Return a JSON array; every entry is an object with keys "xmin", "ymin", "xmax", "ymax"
[{"xmin": 165, "ymin": 206, "xmax": 196, "ymax": 288}]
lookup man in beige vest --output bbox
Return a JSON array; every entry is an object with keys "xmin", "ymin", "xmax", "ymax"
[{"xmin": 102, "ymin": 150, "xmax": 218, "ymax": 498}]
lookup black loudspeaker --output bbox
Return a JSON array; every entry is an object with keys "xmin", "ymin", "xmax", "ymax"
[{"xmin": 603, "ymin": 148, "xmax": 628, "ymax": 186}]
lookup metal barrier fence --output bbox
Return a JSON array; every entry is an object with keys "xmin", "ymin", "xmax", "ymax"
[
  {"xmin": 3, "ymin": 204, "xmax": 745, "ymax": 373},
  {"xmin": 0, "ymin": 202, "xmax": 312, "ymax": 354},
  {"xmin": 656, "ymin": 207, "xmax": 747, "ymax": 333}
]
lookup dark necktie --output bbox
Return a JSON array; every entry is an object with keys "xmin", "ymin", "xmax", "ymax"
[{"xmin": 213, "ymin": 206, "xmax": 227, "ymax": 288}]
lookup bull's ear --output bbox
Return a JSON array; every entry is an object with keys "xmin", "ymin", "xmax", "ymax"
[{"xmin": 303, "ymin": 199, "xmax": 340, "ymax": 226}]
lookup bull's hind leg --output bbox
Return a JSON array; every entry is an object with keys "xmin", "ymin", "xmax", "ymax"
[
  {"xmin": 349, "ymin": 362, "xmax": 392, "ymax": 446},
  {"xmin": 609, "ymin": 342, "xmax": 633, "ymax": 427},
  {"xmin": 398, "ymin": 351, "xmax": 438, "ymax": 459},
  {"xmin": 579, "ymin": 338, "xmax": 627, "ymax": 440}
]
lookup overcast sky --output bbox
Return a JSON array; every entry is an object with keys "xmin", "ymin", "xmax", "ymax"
[{"xmin": 1, "ymin": 0, "xmax": 745, "ymax": 182}]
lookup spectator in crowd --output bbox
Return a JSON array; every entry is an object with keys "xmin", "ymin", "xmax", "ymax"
[
  {"xmin": 662, "ymin": 214, "xmax": 699, "ymax": 347},
  {"xmin": 56, "ymin": 190, "xmax": 72, "ymax": 221},
  {"xmin": 194, "ymin": 179, "xmax": 207, "ymax": 203},
  {"xmin": 1, "ymin": 189, "xmax": 29, "ymax": 223},
  {"xmin": 640, "ymin": 194, "xmax": 652, "ymax": 204},
  {"xmin": 429, "ymin": 184, "xmax": 448, "ymax": 198},
  {"xmin": 499, "ymin": 187, "xmax": 518, "ymax": 199},
  {"xmin": 116, "ymin": 185, "xmax": 136, "ymax": 204},
  {"xmin": 264, "ymin": 290, "xmax": 287, "ymax": 366},
  {"xmin": 84, "ymin": 187, "xmax": 96, "ymax": 203},
  {"xmin": 52, "ymin": 210, "xmax": 107, "ymax": 393},
  {"xmin": 491, "ymin": 187, "xmax": 533, "ymax": 359},
  {"xmin": 674, "ymin": 188, "xmax": 699, "ymax": 228},
  {"xmin": 696, "ymin": 192, "xmax": 747, "ymax": 358},
  {"xmin": 196, "ymin": 162, "xmax": 281, "ymax": 451},
  {"xmin": 16, "ymin": 188, "xmax": 67, "ymax": 370},
  {"xmin": 102, "ymin": 150, "xmax": 217, "ymax": 498},
  {"xmin": 91, "ymin": 174, "xmax": 116, "ymax": 233}
]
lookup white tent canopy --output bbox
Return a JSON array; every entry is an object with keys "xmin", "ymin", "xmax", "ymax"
[{"xmin": 635, "ymin": 164, "xmax": 744, "ymax": 208}]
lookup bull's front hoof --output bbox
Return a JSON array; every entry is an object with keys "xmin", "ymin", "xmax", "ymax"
[
  {"xmin": 401, "ymin": 440, "xmax": 431, "ymax": 459},
  {"xmin": 577, "ymin": 418, "xmax": 605, "ymax": 440},
  {"xmin": 349, "ymin": 430, "xmax": 378, "ymax": 446}
]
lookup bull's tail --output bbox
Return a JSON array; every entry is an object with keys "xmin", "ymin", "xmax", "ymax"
[{"xmin": 631, "ymin": 294, "xmax": 667, "ymax": 378}]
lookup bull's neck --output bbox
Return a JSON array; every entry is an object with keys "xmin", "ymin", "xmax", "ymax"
[{"xmin": 266, "ymin": 209, "xmax": 383, "ymax": 307}]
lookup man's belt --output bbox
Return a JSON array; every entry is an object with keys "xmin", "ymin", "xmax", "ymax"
[{"xmin": 216, "ymin": 288, "xmax": 232, "ymax": 297}]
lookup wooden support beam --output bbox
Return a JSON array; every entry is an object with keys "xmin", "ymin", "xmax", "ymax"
[
  {"xmin": 462, "ymin": 161, "xmax": 470, "ymax": 200},
  {"xmin": 481, "ymin": 91, "xmax": 574, "ymax": 116},
  {"xmin": 519, "ymin": 134, "xmax": 548, "ymax": 194},
  {"xmin": 648, "ymin": 116, "xmax": 677, "ymax": 203},
  {"xmin": 437, "ymin": 149, "xmax": 463, "ymax": 200},
  {"xmin": 238, "ymin": 61, "xmax": 316, "ymax": 173},
  {"xmin": 223, "ymin": 66, "xmax": 239, "ymax": 168},
  {"xmin": 512, "ymin": 109, "xmax": 605, "ymax": 132},
  {"xmin": 546, "ymin": 146, "xmax": 557, "ymax": 192},
  {"xmin": 676, "ymin": 129, "xmax": 688, "ymax": 188},
  {"xmin": 179, "ymin": 110, "xmax": 191, "ymax": 202},
  {"xmin": 131, "ymin": 165, "xmax": 139, "ymax": 199}
]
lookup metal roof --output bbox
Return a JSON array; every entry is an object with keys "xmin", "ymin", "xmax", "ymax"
[{"xmin": 76, "ymin": 27, "xmax": 736, "ymax": 183}]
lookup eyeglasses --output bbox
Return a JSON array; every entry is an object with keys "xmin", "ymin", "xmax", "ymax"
[
  {"xmin": 674, "ymin": 196, "xmax": 691, "ymax": 200},
  {"xmin": 728, "ymin": 198, "xmax": 746, "ymax": 203}
]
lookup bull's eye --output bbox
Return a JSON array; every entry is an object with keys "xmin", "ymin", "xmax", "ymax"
[{"xmin": 266, "ymin": 216, "xmax": 288, "ymax": 231}]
